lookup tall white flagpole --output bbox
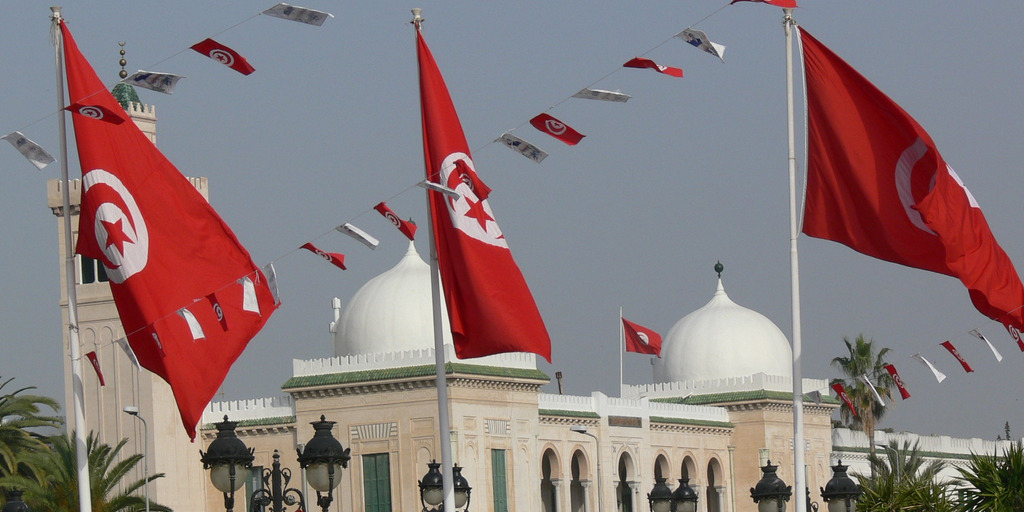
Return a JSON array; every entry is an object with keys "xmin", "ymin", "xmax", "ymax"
[
  {"xmin": 414, "ymin": 9, "xmax": 456, "ymax": 512},
  {"xmin": 50, "ymin": 7, "xmax": 94, "ymax": 512},
  {"xmin": 783, "ymin": 8, "xmax": 807, "ymax": 512},
  {"xmin": 619, "ymin": 307, "xmax": 624, "ymax": 394}
]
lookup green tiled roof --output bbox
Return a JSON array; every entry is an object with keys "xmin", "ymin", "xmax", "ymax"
[
  {"xmin": 653, "ymin": 390, "xmax": 840, "ymax": 406},
  {"xmin": 282, "ymin": 363, "xmax": 549, "ymax": 390},
  {"xmin": 200, "ymin": 415, "xmax": 296, "ymax": 431},
  {"xmin": 539, "ymin": 409, "xmax": 601, "ymax": 419},
  {"xmin": 111, "ymin": 83, "xmax": 140, "ymax": 110},
  {"xmin": 650, "ymin": 416, "xmax": 734, "ymax": 429}
]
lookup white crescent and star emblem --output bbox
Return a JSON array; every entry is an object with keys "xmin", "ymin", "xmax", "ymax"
[
  {"xmin": 544, "ymin": 119, "xmax": 567, "ymax": 135},
  {"xmin": 637, "ymin": 332, "xmax": 650, "ymax": 345},
  {"xmin": 82, "ymin": 169, "xmax": 149, "ymax": 283},
  {"xmin": 209, "ymin": 49, "xmax": 235, "ymax": 67},
  {"xmin": 78, "ymin": 106, "xmax": 105, "ymax": 120},
  {"xmin": 895, "ymin": 138, "xmax": 980, "ymax": 236},
  {"xmin": 438, "ymin": 152, "xmax": 508, "ymax": 248}
]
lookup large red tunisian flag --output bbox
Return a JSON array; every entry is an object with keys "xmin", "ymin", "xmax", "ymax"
[
  {"xmin": 800, "ymin": 29, "xmax": 1024, "ymax": 336},
  {"xmin": 416, "ymin": 27, "xmax": 551, "ymax": 362},
  {"xmin": 61, "ymin": 21, "xmax": 278, "ymax": 440}
]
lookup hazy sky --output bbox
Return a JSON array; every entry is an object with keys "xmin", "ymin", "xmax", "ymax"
[{"xmin": 2, "ymin": 1, "xmax": 1022, "ymax": 441}]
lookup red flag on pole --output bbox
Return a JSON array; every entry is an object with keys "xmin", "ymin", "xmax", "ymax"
[
  {"xmin": 622, "ymin": 57, "xmax": 683, "ymax": 78},
  {"xmin": 374, "ymin": 202, "xmax": 418, "ymax": 241},
  {"xmin": 884, "ymin": 364, "xmax": 911, "ymax": 400},
  {"xmin": 85, "ymin": 351, "xmax": 105, "ymax": 386},
  {"xmin": 940, "ymin": 340, "xmax": 974, "ymax": 373},
  {"xmin": 190, "ymin": 38, "xmax": 255, "ymax": 75},
  {"xmin": 417, "ymin": 27, "xmax": 551, "ymax": 362},
  {"xmin": 62, "ymin": 21, "xmax": 278, "ymax": 440},
  {"xmin": 831, "ymin": 382, "xmax": 857, "ymax": 417},
  {"xmin": 731, "ymin": 0, "xmax": 798, "ymax": 8},
  {"xmin": 622, "ymin": 318, "xmax": 662, "ymax": 356},
  {"xmin": 800, "ymin": 30, "xmax": 1024, "ymax": 335},
  {"xmin": 529, "ymin": 113, "xmax": 585, "ymax": 146},
  {"xmin": 63, "ymin": 103, "xmax": 126, "ymax": 124},
  {"xmin": 301, "ymin": 242, "xmax": 347, "ymax": 270}
]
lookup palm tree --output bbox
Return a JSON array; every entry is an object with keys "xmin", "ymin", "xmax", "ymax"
[
  {"xmin": 831, "ymin": 334, "xmax": 894, "ymax": 470},
  {"xmin": 956, "ymin": 440, "xmax": 1024, "ymax": 511},
  {"xmin": 854, "ymin": 440, "xmax": 952, "ymax": 512},
  {"xmin": 0, "ymin": 376, "xmax": 62, "ymax": 482},
  {"xmin": 7, "ymin": 431, "xmax": 170, "ymax": 512}
]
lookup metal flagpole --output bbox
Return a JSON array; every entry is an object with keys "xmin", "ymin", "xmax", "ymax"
[
  {"xmin": 619, "ymin": 307, "xmax": 624, "ymax": 394},
  {"xmin": 414, "ymin": 9, "xmax": 456, "ymax": 512},
  {"xmin": 50, "ymin": 7, "xmax": 94, "ymax": 512},
  {"xmin": 783, "ymin": 8, "xmax": 807, "ymax": 512}
]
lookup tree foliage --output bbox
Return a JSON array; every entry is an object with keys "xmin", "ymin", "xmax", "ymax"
[
  {"xmin": 956, "ymin": 441, "xmax": 1024, "ymax": 511},
  {"xmin": 831, "ymin": 334, "xmax": 894, "ymax": 466},
  {"xmin": 854, "ymin": 440, "xmax": 954, "ymax": 512},
  {"xmin": 0, "ymin": 376, "xmax": 62, "ymax": 482}
]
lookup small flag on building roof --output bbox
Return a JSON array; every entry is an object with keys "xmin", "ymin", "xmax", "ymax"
[
  {"xmin": 530, "ymin": 113, "xmax": 585, "ymax": 145},
  {"xmin": 941, "ymin": 340, "xmax": 974, "ymax": 373},
  {"xmin": 191, "ymin": 38, "xmax": 255, "ymax": 75},
  {"xmin": 572, "ymin": 88, "xmax": 631, "ymax": 103},
  {"xmin": 676, "ymin": 28, "xmax": 726, "ymax": 63},
  {"xmin": 262, "ymin": 3, "xmax": 334, "ymax": 26},
  {"xmin": 496, "ymin": 132, "xmax": 548, "ymax": 163},
  {"xmin": 622, "ymin": 318, "xmax": 662, "ymax": 356},
  {"xmin": 2, "ymin": 131, "xmax": 54, "ymax": 170},
  {"xmin": 336, "ymin": 223, "xmax": 379, "ymax": 250},
  {"xmin": 969, "ymin": 328, "xmax": 1002, "ymax": 362},
  {"xmin": 623, "ymin": 57, "xmax": 683, "ymax": 78},
  {"xmin": 301, "ymin": 242, "xmax": 346, "ymax": 270},
  {"xmin": 912, "ymin": 353, "xmax": 946, "ymax": 383},
  {"xmin": 125, "ymin": 71, "xmax": 185, "ymax": 95}
]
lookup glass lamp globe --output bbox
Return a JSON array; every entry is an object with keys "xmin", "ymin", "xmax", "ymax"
[
  {"xmin": 210, "ymin": 463, "xmax": 247, "ymax": 493},
  {"xmin": 305, "ymin": 462, "xmax": 344, "ymax": 492}
]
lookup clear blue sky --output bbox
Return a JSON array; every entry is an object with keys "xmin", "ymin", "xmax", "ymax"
[{"xmin": 2, "ymin": 1, "xmax": 1023, "ymax": 440}]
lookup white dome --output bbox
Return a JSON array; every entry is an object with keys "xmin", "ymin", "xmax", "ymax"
[
  {"xmin": 334, "ymin": 242, "xmax": 452, "ymax": 357},
  {"xmin": 654, "ymin": 279, "xmax": 792, "ymax": 383}
]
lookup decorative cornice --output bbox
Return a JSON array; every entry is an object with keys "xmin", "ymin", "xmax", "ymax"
[
  {"xmin": 538, "ymin": 409, "xmax": 602, "ymax": 419},
  {"xmin": 649, "ymin": 416, "xmax": 734, "ymax": 430},
  {"xmin": 654, "ymin": 389, "xmax": 840, "ymax": 408},
  {"xmin": 283, "ymin": 363, "xmax": 549, "ymax": 397}
]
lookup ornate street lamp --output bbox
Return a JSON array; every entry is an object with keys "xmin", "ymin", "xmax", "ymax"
[
  {"xmin": 750, "ymin": 460, "xmax": 792, "ymax": 512},
  {"xmin": 647, "ymin": 477, "xmax": 674, "ymax": 512},
  {"xmin": 1, "ymin": 489, "xmax": 31, "ymax": 512},
  {"xmin": 202, "ymin": 415, "xmax": 349, "ymax": 512},
  {"xmin": 200, "ymin": 416, "xmax": 255, "ymax": 512},
  {"xmin": 819, "ymin": 461, "xmax": 861, "ymax": 512},
  {"xmin": 671, "ymin": 477, "xmax": 699, "ymax": 512},
  {"xmin": 418, "ymin": 460, "xmax": 472, "ymax": 511},
  {"xmin": 296, "ymin": 415, "xmax": 351, "ymax": 512}
]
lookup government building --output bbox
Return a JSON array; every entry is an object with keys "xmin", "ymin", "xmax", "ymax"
[{"xmin": 51, "ymin": 81, "xmax": 1013, "ymax": 512}]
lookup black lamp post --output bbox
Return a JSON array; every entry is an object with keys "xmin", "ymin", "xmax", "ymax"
[
  {"xmin": 2, "ymin": 489, "xmax": 31, "ymax": 512},
  {"xmin": 819, "ymin": 461, "xmax": 861, "ymax": 512},
  {"xmin": 671, "ymin": 478, "xmax": 699, "ymax": 512},
  {"xmin": 200, "ymin": 416, "xmax": 255, "ymax": 512},
  {"xmin": 750, "ymin": 460, "xmax": 793, "ymax": 512},
  {"xmin": 647, "ymin": 477, "xmax": 674, "ymax": 512},
  {"xmin": 201, "ymin": 415, "xmax": 349, "ymax": 512},
  {"xmin": 418, "ymin": 460, "xmax": 472, "ymax": 511}
]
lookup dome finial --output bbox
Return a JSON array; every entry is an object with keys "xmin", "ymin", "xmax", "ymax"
[
  {"xmin": 714, "ymin": 260, "xmax": 724, "ymax": 278},
  {"xmin": 118, "ymin": 41, "xmax": 128, "ymax": 79}
]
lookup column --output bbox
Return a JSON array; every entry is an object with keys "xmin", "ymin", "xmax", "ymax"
[
  {"xmin": 627, "ymin": 480, "xmax": 639, "ymax": 512},
  {"xmin": 552, "ymin": 478, "xmax": 563, "ymax": 512},
  {"xmin": 715, "ymin": 485, "xmax": 727, "ymax": 512},
  {"xmin": 581, "ymin": 479, "xmax": 592, "ymax": 512}
]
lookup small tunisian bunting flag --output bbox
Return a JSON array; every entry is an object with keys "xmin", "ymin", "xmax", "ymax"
[
  {"xmin": 622, "ymin": 318, "xmax": 662, "ymax": 356},
  {"xmin": 190, "ymin": 38, "xmax": 255, "ymax": 75},
  {"xmin": 940, "ymin": 340, "xmax": 973, "ymax": 373},
  {"xmin": 622, "ymin": 57, "xmax": 683, "ymax": 78},
  {"xmin": 530, "ymin": 113, "xmax": 585, "ymax": 146},
  {"xmin": 85, "ymin": 351, "xmax": 105, "ymax": 386},
  {"xmin": 417, "ymin": 26, "xmax": 551, "ymax": 362},
  {"xmin": 969, "ymin": 328, "xmax": 1003, "ymax": 362},
  {"xmin": 301, "ymin": 242, "xmax": 346, "ymax": 270},
  {"xmin": 374, "ymin": 202, "xmax": 418, "ymax": 241},
  {"xmin": 884, "ymin": 364, "xmax": 910, "ymax": 400},
  {"xmin": 831, "ymin": 382, "xmax": 857, "ymax": 418},
  {"xmin": 912, "ymin": 352, "xmax": 947, "ymax": 383},
  {"xmin": 62, "ymin": 20, "xmax": 278, "ymax": 440},
  {"xmin": 800, "ymin": 30, "xmax": 1024, "ymax": 338},
  {"xmin": 731, "ymin": 0, "xmax": 798, "ymax": 8},
  {"xmin": 64, "ymin": 103, "xmax": 126, "ymax": 125}
]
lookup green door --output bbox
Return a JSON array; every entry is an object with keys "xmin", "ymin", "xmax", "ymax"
[
  {"xmin": 492, "ymin": 449, "xmax": 509, "ymax": 512},
  {"xmin": 362, "ymin": 453, "xmax": 392, "ymax": 512}
]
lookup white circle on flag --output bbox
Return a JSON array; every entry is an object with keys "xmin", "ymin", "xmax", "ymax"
[
  {"xmin": 78, "ymin": 106, "xmax": 104, "ymax": 120},
  {"xmin": 894, "ymin": 138, "xmax": 937, "ymax": 235},
  {"xmin": 438, "ymin": 152, "xmax": 508, "ymax": 249},
  {"xmin": 544, "ymin": 119, "xmax": 567, "ymax": 135},
  {"xmin": 638, "ymin": 332, "xmax": 650, "ymax": 345},
  {"xmin": 209, "ymin": 49, "xmax": 235, "ymax": 67},
  {"xmin": 82, "ymin": 169, "xmax": 149, "ymax": 283}
]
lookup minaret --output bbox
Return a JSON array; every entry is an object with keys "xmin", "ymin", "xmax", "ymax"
[{"xmin": 47, "ymin": 42, "xmax": 210, "ymax": 512}]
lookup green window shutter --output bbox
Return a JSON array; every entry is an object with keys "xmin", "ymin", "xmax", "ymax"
[
  {"xmin": 362, "ymin": 453, "xmax": 392, "ymax": 512},
  {"xmin": 492, "ymin": 449, "xmax": 508, "ymax": 512}
]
